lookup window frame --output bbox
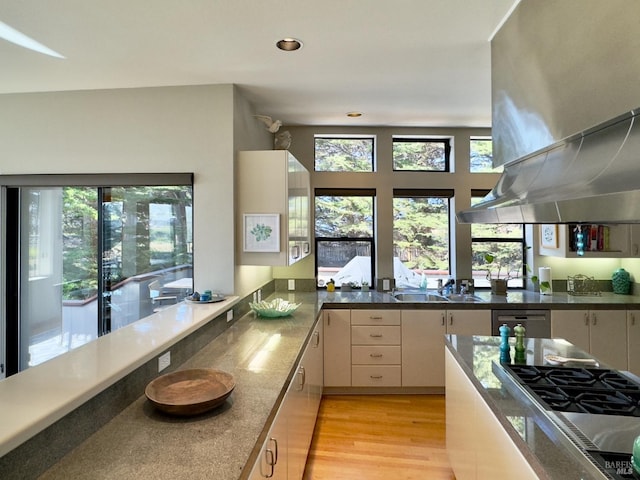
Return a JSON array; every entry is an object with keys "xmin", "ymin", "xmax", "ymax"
[
  {"xmin": 392, "ymin": 189, "xmax": 453, "ymax": 288},
  {"xmin": 392, "ymin": 137, "xmax": 451, "ymax": 172},
  {"xmin": 470, "ymin": 189, "xmax": 526, "ymax": 289},
  {"xmin": 313, "ymin": 135, "xmax": 376, "ymax": 172},
  {"xmin": 314, "ymin": 188, "xmax": 375, "ymax": 289}
]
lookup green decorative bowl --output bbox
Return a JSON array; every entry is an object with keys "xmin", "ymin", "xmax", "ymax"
[{"xmin": 250, "ymin": 298, "xmax": 301, "ymax": 318}]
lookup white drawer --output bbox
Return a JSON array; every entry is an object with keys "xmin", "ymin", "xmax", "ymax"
[
  {"xmin": 351, "ymin": 310, "xmax": 401, "ymax": 326},
  {"xmin": 352, "ymin": 365, "xmax": 401, "ymax": 386},
  {"xmin": 351, "ymin": 325, "xmax": 401, "ymax": 345},
  {"xmin": 352, "ymin": 345, "xmax": 401, "ymax": 365}
]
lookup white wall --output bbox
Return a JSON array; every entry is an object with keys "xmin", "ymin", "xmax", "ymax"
[{"xmin": 0, "ymin": 84, "xmax": 272, "ymax": 296}]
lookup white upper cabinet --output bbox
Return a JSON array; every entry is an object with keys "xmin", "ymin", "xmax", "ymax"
[{"xmin": 237, "ymin": 150, "xmax": 311, "ymax": 266}]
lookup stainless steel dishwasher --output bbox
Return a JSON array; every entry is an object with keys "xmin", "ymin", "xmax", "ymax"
[{"xmin": 491, "ymin": 309, "xmax": 551, "ymax": 337}]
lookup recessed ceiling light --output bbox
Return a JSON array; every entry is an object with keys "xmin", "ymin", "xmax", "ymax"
[
  {"xmin": 276, "ymin": 38, "xmax": 303, "ymax": 51},
  {"xmin": 346, "ymin": 112, "xmax": 363, "ymax": 118}
]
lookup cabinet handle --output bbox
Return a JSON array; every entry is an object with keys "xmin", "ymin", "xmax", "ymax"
[
  {"xmin": 264, "ymin": 449, "xmax": 275, "ymax": 478},
  {"xmin": 313, "ymin": 330, "xmax": 320, "ymax": 347},
  {"xmin": 327, "ymin": 313, "xmax": 331, "ymax": 326},
  {"xmin": 297, "ymin": 366, "xmax": 306, "ymax": 390},
  {"xmin": 584, "ymin": 313, "xmax": 589, "ymax": 326},
  {"xmin": 441, "ymin": 313, "xmax": 445, "ymax": 326},
  {"xmin": 370, "ymin": 353, "xmax": 383, "ymax": 358},
  {"xmin": 449, "ymin": 313, "xmax": 453, "ymax": 326},
  {"xmin": 369, "ymin": 333, "xmax": 383, "ymax": 338},
  {"xmin": 264, "ymin": 437, "xmax": 279, "ymax": 477},
  {"xmin": 632, "ymin": 313, "xmax": 636, "ymax": 326},
  {"xmin": 370, "ymin": 375, "xmax": 383, "ymax": 379},
  {"xmin": 369, "ymin": 316, "xmax": 383, "ymax": 320},
  {"xmin": 592, "ymin": 313, "xmax": 597, "ymax": 326}
]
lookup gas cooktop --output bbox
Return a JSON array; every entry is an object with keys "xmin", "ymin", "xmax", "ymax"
[
  {"xmin": 496, "ymin": 363, "xmax": 640, "ymax": 459},
  {"xmin": 504, "ymin": 365, "xmax": 640, "ymax": 416}
]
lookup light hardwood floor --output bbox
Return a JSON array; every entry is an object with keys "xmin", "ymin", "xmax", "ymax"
[{"xmin": 303, "ymin": 394, "xmax": 456, "ymax": 480}]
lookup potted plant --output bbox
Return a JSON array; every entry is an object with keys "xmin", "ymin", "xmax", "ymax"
[
  {"xmin": 361, "ymin": 280, "xmax": 369, "ymax": 292},
  {"xmin": 483, "ymin": 250, "xmax": 548, "ymax": 295}
]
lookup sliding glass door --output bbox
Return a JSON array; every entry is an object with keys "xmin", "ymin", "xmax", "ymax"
[{"xmin": 3, "ymin": 176, "xmax": 193, "ymax": 375}]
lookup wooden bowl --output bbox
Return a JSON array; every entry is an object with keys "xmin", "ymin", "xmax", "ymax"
[{"xmin": 145, "ymin": 368, "xmax": 235, "ymax": 416}]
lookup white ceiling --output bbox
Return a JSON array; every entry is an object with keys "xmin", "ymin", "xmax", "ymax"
[{"xmin": 0, "ymin": 0, "xmax": 518, "ymax": 127}]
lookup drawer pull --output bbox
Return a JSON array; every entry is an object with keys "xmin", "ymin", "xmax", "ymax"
[
  {"xmin": 369, "ymin": 316, "xmax": 383, "ymax": 320},
  {"xmin": 370, "ymin": 353, "xmax": 383, "ymax": 358},
  {"xmin": 370, "ymin": 375, "xmax": 383, "ymax": 379},
  {"xmin": 369, "ymin": 333, "xmax": 383, "ymax": 338}
]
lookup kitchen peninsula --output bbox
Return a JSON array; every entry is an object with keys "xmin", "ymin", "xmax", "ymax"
[{"xmin": 3, "ymin": 289, "xmax": 640, "ymax": 479}]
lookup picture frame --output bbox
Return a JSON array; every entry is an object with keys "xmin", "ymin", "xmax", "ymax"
[
  {"xmin": 243, "ymin": 214, "xmax": 280, "ymax": 252},
  {"xmin": 540, "ymin": 224, "xmax": 558, "ymax": 249}
]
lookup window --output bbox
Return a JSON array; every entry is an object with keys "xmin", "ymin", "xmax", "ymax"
[
  {"xmin": 314, "ymin": 136, "xmax": 375, "ymax": 172},
  {"xmin": 3, "ymin": 174, "xmax": 193, "ymax": 374},
  {"xmin": 471, "ymin": 190, "xmax": 525, "ymax": 288},
  {"xmin": 392, "ymin": 137, "xmax": 450, "ymax": 171},
  {"xmin": 314, "ymin": 189, "xmax": 374, "ymax": 288},
  {"xmin": 470, "ymin": 137, "xmax": 502, "ymax": 173},
  {"xmin": 393, "ymin": 190, "xmax": 452, "ymax": 288}
]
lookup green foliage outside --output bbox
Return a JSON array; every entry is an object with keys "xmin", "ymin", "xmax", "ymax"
[
  {"xmin": 393, "ymin": 197, "xmax": 448, "ymax": 271},
  {"xmin": 59, "ymin": 186, "xmax": 192, "ymax": 300},
  {"xmin": 314, "ymin": 138, "xmax": 373, "ymax": 172},
  {"xmin": 470, "ymin": 138, "xmax": 497, "ymax": 172},
  {"xmin": 315, "ymin": 196, "xmax": 373, "ymax": 238},
  {"xmin": 392, "ymin": 140, "xmax": 446, "ymax": 171}
]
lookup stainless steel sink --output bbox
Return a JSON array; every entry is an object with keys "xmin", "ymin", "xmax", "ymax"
[
  {"xmin": 392, "ymin": 292, "xmax": 449, "ymax": 302},
  {"xmin": 391, "ymin": 291, "xmax": 485, "ymax": 303},
  {"xmin": 445, "ymin": 294, "xmax": 485, "ymax": 303}
]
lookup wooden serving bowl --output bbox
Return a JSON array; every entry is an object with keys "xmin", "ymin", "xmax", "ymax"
[{"xmin": 145, "ymin": 368, "xmax": 235, "ymax": 416}]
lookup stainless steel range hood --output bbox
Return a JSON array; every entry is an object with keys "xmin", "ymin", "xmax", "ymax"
[
  {"xmin": 457, "ymin": 109, "xmax": 640, "ymax": 224},
  {"xmin": 458, "ymin": 0, "xmax": 640, "ymax": 224}
]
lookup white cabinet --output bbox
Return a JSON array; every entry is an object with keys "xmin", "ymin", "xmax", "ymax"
[
  {"xmin": 288, "ymin": 321, "xmax": 323, "ymax": 480},
  {"xmin": 551, "ymin": 309, "xmax": 627, "ymax": 369},
  {"xmin": 237, "ymin": 150, "xmax": 310, "ymax": 266},
  {"xmin": 402, "ymin": 309, "xmax": 491, "ymax": 387},
  {"xmin": 445, "ymin": 349, "xmax": 539, "ymax": 480},
  {"xmin": 249, "ymin": 401, "xmax": 288, "ymax": 480},
  {"xmin": 323, "ymin": 308, "xmax": 491, "ymax": 389},
  {"xmin": 445, "ymin": 309, "xmax": 492, "ymax": 336},
  {"xmin": 351, "ymin": 310, "xmax": 401, "ymax": 387},
  {"xmin": 627, "ymin": 310, "xmax": 640, "ymax": 375},
  {"xmin": 250, "ymin": 320, "xmax": 323, "ymax": 480},
  {"xmin": 323, "ymin": 309, "xmax": 351, "ymax": 386}
]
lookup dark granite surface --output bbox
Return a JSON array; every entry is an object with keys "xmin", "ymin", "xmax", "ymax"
[
  {"xmin": 38, "ymin": 292, "xmax": 322, "ymax": 480},
  {"xmin": 320, "ymin": 289, "xmax": 640, "ymax": 309},
  {"xmin": 37, "ymin": 289, "xmax": 640, "ymax": 479},
  {"xmin": 445, "ymin": 335, "xmax": 614, "ymax": 480}
]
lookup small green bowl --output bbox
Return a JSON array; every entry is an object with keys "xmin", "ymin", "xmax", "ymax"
[{"xmin": 250, "ymin": 298, "xmax": 300, "ymax": 318}]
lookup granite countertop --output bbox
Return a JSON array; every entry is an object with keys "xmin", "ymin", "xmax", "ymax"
[
  {"xmin": 319, "ymin": 289, "xmax": 640, "ymax": 309},
  {"xmin": 38, "ymin": 292, "xmax": 321, "ymax": 480},
  {"xmin": 15, "ymin": 289, "xmax": 640, "ymax": 479},
  {"xmin": 445, "ymin": 334, "xmax": 612, "ymax": 480}
]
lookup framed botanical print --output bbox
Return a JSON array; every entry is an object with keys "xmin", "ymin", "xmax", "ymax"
[
  {"xmin": 243, "ymin": 214, "xmax": 280, "ymax": 252},
  {"xmin": 540, "ymin": 224, "xmax": 558, "ymax": 249}
]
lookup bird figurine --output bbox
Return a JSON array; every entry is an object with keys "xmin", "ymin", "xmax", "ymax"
[{"xmin": 254, "ymin": 115, "xmax": 282, "ymax": 133}]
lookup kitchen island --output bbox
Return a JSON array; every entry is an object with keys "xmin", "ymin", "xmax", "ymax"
[{"xmin": 446, "ymin": 334, "xmax": 638, "ymax": 480}]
